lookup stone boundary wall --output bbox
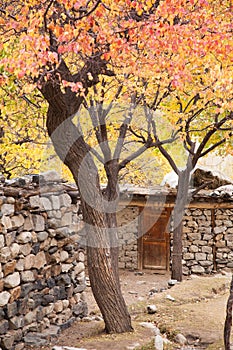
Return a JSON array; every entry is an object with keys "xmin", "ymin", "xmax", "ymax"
[{"xmin": 0, "ymin": 173, "xmax": 86, "ymax": 350}]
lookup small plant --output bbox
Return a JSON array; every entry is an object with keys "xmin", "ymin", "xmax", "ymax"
[{"xmin": 135, "ymin": 340, "xmax": 155, "ymax": 350}]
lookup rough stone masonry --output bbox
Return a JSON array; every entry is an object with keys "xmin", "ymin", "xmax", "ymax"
[{"xmin": 0, "ymin": 171, "xmax": 87, "ymax": 350}]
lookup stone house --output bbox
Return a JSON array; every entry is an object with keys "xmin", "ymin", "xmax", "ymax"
[{"xmin": 117, "ymin": 184, "xmax": 233, "ymax": 275}]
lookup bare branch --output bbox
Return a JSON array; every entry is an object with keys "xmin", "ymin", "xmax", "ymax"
[
  {"xmin": 64, "ymin": 0, "xmax": 101, "ymax": 21},
  {"xmin": 113, "ymin": 93, "xmax": 136, "ymax": 160},
  {"xmin": 199, "ymin": 134, "xmax": 232, "ymax": 159},
  {"xmin": 193, "ymin": 112, "xmax": 233, "ymax": 164},
  {"xmin": 43, "ymin": 0, "xmax": 54, "ymax": 33},
  {"xmin": 89, "ymin": 147, "xmax": 104, "ymax": 164}
]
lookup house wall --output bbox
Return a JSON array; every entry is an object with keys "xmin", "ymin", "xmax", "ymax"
[
  {"xmin": 0, "ymin": 179, "xmax": 86, "ymax": 350},
  {"xmin": 117, "ymin": 205, "xmax": 233, "ymax": 274},
  {"xmin": 117, "ymin": 206, "xmax": 139, "ymax": 269}
]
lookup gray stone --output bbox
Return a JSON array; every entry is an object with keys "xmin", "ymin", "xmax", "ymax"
[
  {"xmin": 175, "ymin": 333, "xmax": 187, "ymax": 345},
  {"xmin": 9, "ymin": 315, "xmax": 24, "ymax": 329},
  {"xmin": 189, "ymin": 245, "xmax": 198, "ymax": 253},
  {"xmin": 32, "ymin": 215, "xmax": 45, "ymax": 232},
  {"xmin": 29, "ymin": 195, "xmax": 42, "ymax": 209},
  {"xmin": 60, "ymin": 250, "xmax": 69, "ymax": 262},
  {"xmin": 20, "ymin": 271, "xmax": 35, "ymax": 282},
  {"xmin": 195, "ymin": 253, "xmax": 206, "ymax": 261},
  {"xmin": 33, "ymin": 251, "xmax": 46, "ymax": 269},
  {"xmin": 0, "ymin": 247, "xmax": 11, "ymax": 263},
  {"xmin": 40, "ymin": 197, "xmax": 52, "ymax": 211},
  {"xmin": 61, "ymin": 212, "xmax": 72, "ymax": 227},
  {"xmin": 51, "ymin": 195, "xmax": 60, "ymax": 210},
  {"xmin": 154, "ymin": 334, "xmax": 164, "ymax": 350},
  {"xmin": 0, "ymin": 319, "xmax": 9, "ymax": 334},
  {"xmin": 183, "ymin": 253, "xmax": 194, "ymax": 260},
  {"xmin": 191, "ymin": 265, "xmax": 205, "ymax": 273},
  {"xmin": 10, "ymin": 243, "xmax": 20, "ymax": 258},
  {"xmin": 39, "ymin": 170, "xmax": 61, "ymax": 183},
  {"xmin": 62, "ymin": 264, "xmax": 73, "ymax": 272},
  {"xmin": 199, "ymin": 261, "xmax": 213, "ymax": 267},
  {"xmin": 1, "ymin": 215, "xmax": 12, "ymax": 230},
  {"xmin": 168, "ymin": 279, "xmax": 178, "ymax": 287},
  {"xmin": 214, "ymin": 226, "xmax": 227, "ymax": 234},
  {"xmin": 56, "ymin": 227, "xmax": 70, "ymax": 238},
  {"xmin": 5, "ymin": 231, "xmax": 16, "ymax": 246},
  {"xmin": 60, "ymin": 193, "xmax": 72, "ymax": 207},
  {"xmin": 0, "ymin": 235, "xmax": 4, "ymax": 248},
  {"xmin": 0, "ymin": 291, "xmax": 11, "ymax": 306},
  {"xmin": 1, "ymin": 204, "xmax": 14, "ymax": 216},
  {"xmin": 17, "ymin": 231, "xmax": 32, "ymax": 244},
  {"xmin": 24, "ymin": 215, "xmax": 34, "ymax": 230},
  {"xmin": 147, "ymin": 304, "xmax": 157, "ymax": 314},
  {"xmin": 0, "ymin": 333, "xmax": 14, "ymax": 349},
  {"xmin": 4, "ymin": 272, "xmax": 20, "ymax": 288},
  {"xmin": 6, "ymin": 302, "xmax": 17, "ymax": 318},
  {"xmin": 139, "ymin": 322, "xmax": 158, "ymax": 330},
  {"xmin": 74, "ymin": 262, "xmax": 85, "ymax": 275},
  {"xmin": 19, "ymin": 243, "xmax": 31, "ymax": 256},
  {"xmin": 24, "ymin": 332, "xmax": 49, "ymax": 346},
  {"xmin": 11, "ymin": 214, "xmax": 24, "ymax": 229}
]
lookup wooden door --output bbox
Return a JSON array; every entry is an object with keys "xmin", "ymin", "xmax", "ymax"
[{"xmin": 139, "ymin": 207, "xmax": 171, "ymax": 270}]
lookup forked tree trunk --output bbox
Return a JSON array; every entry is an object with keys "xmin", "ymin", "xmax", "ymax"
[
  {"xmin": 224, "ymin": 274, "xmax": 233, "ymax": 350},
  {"xmin": 41, "ymin": 80, "xmax": 133, "ymax": 333}
]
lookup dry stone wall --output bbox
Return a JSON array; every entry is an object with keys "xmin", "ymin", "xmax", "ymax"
[
  {"xmin": 116, "ymin": 204, "xmax": 233, "ymax": 274},
  {"xmin": 181, "ymin": 208, "xmax": 233, "ymax": 275},
  {"xmin": 117, "ymin": 206, "xmax": 139, "ymax": 270},
  {"xmin": 0, "ymin": 173, "xmax": 86, "ymax": 350},
  {"xmin": 181, "ymin": 208, "xmax": 214, "ymax": 275}
]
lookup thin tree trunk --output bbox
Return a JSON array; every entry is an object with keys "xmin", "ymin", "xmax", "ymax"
[
  {"xmin": 224, "ymin": 274, "xmax": 233, "ymax": 350},
  {"xmin": 172, "ymin": 168, "xmax": 191, "ymax": 281},
  {"xmin": 171, "ymin": 220, "xmax": 183, "ymax": 281}
]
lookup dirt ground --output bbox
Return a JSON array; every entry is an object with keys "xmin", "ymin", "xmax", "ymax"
[{"xmin": 38, "ymin": 270, "xmax": 232, "ymax": 350}]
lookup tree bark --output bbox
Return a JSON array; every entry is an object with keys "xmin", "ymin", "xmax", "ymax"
[
  {"xmin": 40, "ymin": 76, "xmax": 133, "ymax": 333},
  {"xmin": 224, "ymin": 274, "xmax": 233, "ymax": 350},
  {"xmin": 171, "ymin": 168, "xmax": 191, "ymax": 281}
]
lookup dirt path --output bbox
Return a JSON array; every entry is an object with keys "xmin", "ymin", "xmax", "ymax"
[{"xmin": 38, "ymin": 270, "xmax": 232, "ymax": 350}]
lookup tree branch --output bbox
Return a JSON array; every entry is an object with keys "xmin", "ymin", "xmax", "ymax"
[
  {"xmin": 113, "ymin": 93, "xmax": 136, "ymax": 160},
  {"xmin": 193, "ymin": 112, "xmax": 233, "ymax": 165}
]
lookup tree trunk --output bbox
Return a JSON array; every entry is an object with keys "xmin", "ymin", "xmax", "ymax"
[
  {"xmin": 224, "ymin": 274, "xmax": 233, "ymax": 350},
  {"xmin": 41, "ymin": 82, "xmax": 133, "ymax": 333},
  {"xmin": 172, "ymin": 168, "xmax": 191, "ymax": 281}
]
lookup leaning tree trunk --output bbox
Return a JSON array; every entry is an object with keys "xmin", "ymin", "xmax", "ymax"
[
  {"xmin": 41, "ymin": 80, "xmax": 133, "ymax": 333},
  {"xmin": 224, "ymin": 274, "xmax": 233, "ymax": 350},
  {"xmin": 172, "ymin": 168, "xmax": 191, "ymax": 281}
]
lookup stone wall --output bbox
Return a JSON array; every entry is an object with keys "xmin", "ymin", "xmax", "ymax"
[
  {"xmin": 182, "ymin": 208, "xmax": 233, "ymax": 275},
  {"xmin": 0, "ymin": 173, "xmax": 86, "ymax": 350},
  {"xmin": 116, "ymin": 204, "xmax": 233, "ymax": 275},
  {"xmin": 181, "ymin": 208, "xmax": 214, "ymax": 275},
  {"xmin": 117, "ymin": 206, "xmax": 139, "ymax": 270}
]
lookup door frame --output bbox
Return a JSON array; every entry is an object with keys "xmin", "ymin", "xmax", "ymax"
[{"xmin": 138, "ymin": 206, "xmax": 171, "ymax": 271}]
